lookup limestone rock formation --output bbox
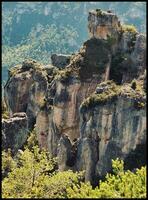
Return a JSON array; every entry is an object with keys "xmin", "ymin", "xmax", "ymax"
[
  {"xmin": 51, "ymin": 54, "xmax": 71, "ymax": 69},
  {"xmin": 80, "ymin": 81, "xmax": 146, "ymax": 178},
  {"xmin": 2, "ymin": 112, "xmax": 28, "ymax": 153},
  {"xmin": 4, "ymin": 59, "xmax": 58, "ymax": 129},
  {"xmin": 88, "ymin": 9, "xmax": 121, "ymax": 40},
  {"xmin": 76, "ymin": 136, "xmax": 99, "ymax": 184},
  {"xmin": 3, "ymin": 9, "xmax": 146, "ymax": 183},
  {"xmin": 57, "ymin": 134, "xmax": 73, "ymax": 171}
]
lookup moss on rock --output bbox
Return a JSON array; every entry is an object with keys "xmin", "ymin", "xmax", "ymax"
[
  {"xmin": 81, "ymin": 80, "xmax": 120, "ymax": 110},
  {"xmin": 121, "ymin": 24, "xmax": 137, "ymax": 34},
  {"xmin": 81, "ymin": 80, "xmax": 146, "ymax": 111}
]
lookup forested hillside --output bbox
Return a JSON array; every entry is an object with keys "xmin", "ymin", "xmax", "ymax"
[{"xmin": 2, "ymin": 2, "xmax": 146, "ymax": 83}]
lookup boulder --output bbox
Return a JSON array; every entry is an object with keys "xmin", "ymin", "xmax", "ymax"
[
  {"xmin": 51, "ymin": 54, "xmax": 71, "ymax": 69},
  {"xmin": 2, "ymin": 112, "xmax": 28, "ymax": 153}
]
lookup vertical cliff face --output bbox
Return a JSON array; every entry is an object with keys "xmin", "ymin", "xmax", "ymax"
[
  {"xmin": 4, "ymin": 60, "xmax": 58, "ymax": 130},
  {"xmin": 88, "ymin": 9, "xmax": 121, "ymax": 40},
  {"xmin": 79, "ymin": 81, "xmax": 146, "ymax": 178},
  {"xmin": 36, "ymin": 37, "xmax": 113, "ymax": 155},
  {"xmin": 3, "ymin": 9, "xmax": 146, "ymax": 183}
]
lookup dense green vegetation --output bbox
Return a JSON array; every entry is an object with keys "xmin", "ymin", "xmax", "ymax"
[
  {"xmin": 2, "ymin": 144, "xmax": 146, "ymax": 198},
  {"xmin": 2, "ymin": 2, "xmax": 146, "ymax": 83}
]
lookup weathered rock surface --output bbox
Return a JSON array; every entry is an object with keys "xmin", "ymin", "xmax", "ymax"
[
  {"xmin": 57, "ymin": 134, "xmax": 74, "ymax": 171},
  {"xmin": 51, "ymin": 54, "xmax": 71, "ymax": 69},
  {"xmin": 4, "ymin": 59, "xmax": 58, "ymax": 129},
  {"xmin": 2, "ymin": 112, "xmax": 28, "ymax": 153},
  {"xmin": 36, "ymin": 37, "xmax": 113, "ymax": 154},
  {"xmin": 88, "ymin": 9, "xmax": 121, "ymax": 40},
  {"xmin": 79, "ymin": 81, "xmax": 146, "ymax": 179},
  {"xmin": 3, "ymin": 9, "xmax": 146, "ymax": 183}
]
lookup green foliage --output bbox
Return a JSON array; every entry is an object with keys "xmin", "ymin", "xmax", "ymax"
[
  {"xmin": 34, "ymin": 170, "xmax": 84, "ymax": 198},
  {"xmin": 56, "ymin": 67, "xmax": 73, "ymax": 83},
  {"xmin": 134, "ymin": 100, "xmax": 145, "ymax": 109},
  {"xmin": 67, "ymin": 159, "xmax": 147, "ymax": 198},
  {"xmin": 122, "ymin": 24, "xmax": 137, "ymax": 33},
  {"xmin": 2, "ymin": 149, "xmax": 17, "ymax": 179},
  {"xmin": 2, "ymin": 154, "xmax": 146, "ymax": 198},
  {"xmin": 2, "ymin": 2, "xmax": 146, "ymax": 83},
  {"xmin": 96, "ymin": 9, "xmax": 103, "ymax": 16},
  {"xmin": 2, "ymin": 24, "xmax": 79, "ymax": 78},
  {"xmin": 2, "ymin": 145, "xmax": 56, "ymax": 198},
  {"xmin": 2, "ymin": 144, "xmax": 84, "ymax": 198},
  {"xmin": 26, "ymin": 128, "xmax": 38, "ymax": 149},
  {"xmin": 81, "ymin": 80, "xmax": 120, "ymax": 109},
  {"xmin": 67, "ymin": 182, "xmax": 96, "ymax": 198}
]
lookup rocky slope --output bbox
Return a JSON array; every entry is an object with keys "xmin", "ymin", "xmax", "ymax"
[{"xmin": 3, "ymin": 9, "xmax": 146, "ymax": 184}]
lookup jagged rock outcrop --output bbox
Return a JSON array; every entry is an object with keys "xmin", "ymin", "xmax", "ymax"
[
  {"xmin": 36, "ymin": 38, "xmax": 112, "ymax": 155},
  {"xmin": 51, "ymin": 54, "xmax": 71, "ymax": 69},
  {"xmin": 3, "ymin": 9, "xmax": 146, "ymax": 183},
  {"xmin": 4, "ymin": 59, "xmax": 58, "ymax": 129},
  {"xmin": 79, "ymin": 81, "xmax": 146, "ymax": 179},
  {"xmin": 2, "ymin": 112, "xmax": 28, "ymax": 153},
  {"xmin": 88, "ymin": 9, "xmax": 121, "ymax": 40}
]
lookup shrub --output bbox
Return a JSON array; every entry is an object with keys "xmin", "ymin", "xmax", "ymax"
[
  {"xmin": 2, "ymin": 149, "xmax": 17, "ymax": 179},
  {"xmin": 55, "ymin": 67, "xmax": 72, "ymax": 83},
  {"xmin": 26, "ymin": 128, "xmax": 38, "ymax": 149},
  {"xmin": 2, "ymin": 155, "xmax": 146, "ymax": 198},
  {"xmin": 81, "ymin": 81, "xmax": 120, "ymax": 110},
  {"xmin": 122, "ymin": 24, "xmax": 137, "ymax": 33},
  {"xmin": 96, "ymin": 9, "xmax": 102, "ymax": 16},
  {"xmin": 67, "ymin": 159, "xmax": 146, "ymax": 198},
  {"xmin": 2, "ymin": 146, "xmax": 56, "ymax": 198}
]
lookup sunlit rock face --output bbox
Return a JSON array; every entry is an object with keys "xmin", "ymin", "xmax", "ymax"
[
  {"xmin": 79, "ymin": 84, "xmax": 146, "ymax": 178},
  {"xmin": 4, "ymin": 60, "xmax": 57, "ymax": 129},
  {"xmin": 2, "ymin": 112, "xmax": 28, "ymax": 153},
  {"xmin": 3, "ymin": 9, "xmax": 146, "ymax": 184},
  {"xmin": 88, "ymin": 9, "xmax": 121, "ymax": 40},
  {"xmin": 36, "ymin": 37, "xmax": 112, "ymax": 155}
]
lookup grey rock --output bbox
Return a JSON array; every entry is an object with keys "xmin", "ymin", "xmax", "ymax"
[
  {"xmin": 51, "ymin": 54, "xmax": 71, "ymax": 69},
  {"xmin": 57, "ymin": 134, "xmax": 73, "ymax": 171},
  {"xmin": 131, "ymin": 34, "xmax": 146, "ymax": 75},
  {"xmin": 4, "ymin": 59, "xmax": 57, "ymax": 130},
  {"xmin": 88, "ymin": 9, "xmax": 121, "ymax": 40},
  {"xmin": 80, "ymin": 92, "xmax": 146, "ymax": 178},
  {"xmin": 76, "ymin": 137, "xmax": 99, "ymax": 184},
  {"xmin": 2, "ymin": 112, "xmax": 28, "ymax": 153}
]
